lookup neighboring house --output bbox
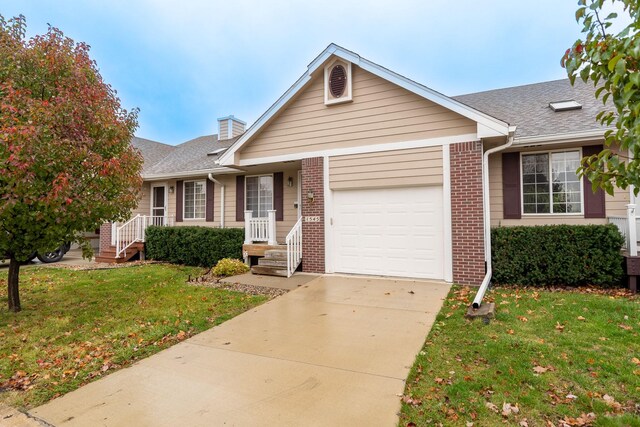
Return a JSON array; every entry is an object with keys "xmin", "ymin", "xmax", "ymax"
[{"xmin": 98, "ymin": 44, "xmax": 630, "ymax": 285}]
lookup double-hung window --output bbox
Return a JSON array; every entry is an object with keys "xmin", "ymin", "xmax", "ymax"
[
  {"xmin": 184, "ymin": 180, "xmax": 206, "ymax": 220},
  {"xmin": 521, "ymin": 150, "xmax": 582, "ymax": 214},
  {"xmin": 246, "ymin": 175, "xmax": 273, "ymax": 218}
]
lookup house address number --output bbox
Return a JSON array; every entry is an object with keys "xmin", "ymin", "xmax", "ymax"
[{"xmin": 304, "ymin": 216, "xmax": 321, "ymax": 223}]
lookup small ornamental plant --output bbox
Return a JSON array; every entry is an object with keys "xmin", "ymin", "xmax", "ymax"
[{"xmin": 212, "ymin": 258, "xmax": 249, "ymax": 277}]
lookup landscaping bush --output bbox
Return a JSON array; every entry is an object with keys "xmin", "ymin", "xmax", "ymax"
[
  {"xmin": 491, "ymin": 224, "xmax": 624, "ymax": 287},
  {"xmin": 212, "ymin": 258, "xmax": 249, "ymax": 277},
  {"xmin": 145, "ymin": 226, "xmax": 244, "ymax": 267}
]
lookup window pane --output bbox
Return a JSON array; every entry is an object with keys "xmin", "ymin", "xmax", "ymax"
[
  {"xmin": 522, "ymin": 153, "xmax": 550, "ymax": 214},
  {"xmin": 246, "ymin": 175, "xmax": 273, "ymax": 218},
  {"xmin": 184, "ymin": 181, "xmax": 206, "ymax": 219},
  {"xmin": 550, "ymin": 151, "xmax": 582, "ymax": 214}
]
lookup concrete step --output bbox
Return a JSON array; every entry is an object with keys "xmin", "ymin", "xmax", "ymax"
[
  {"xmin": 257, "ymin": 258, "xmax": 287, "ymax": 268},
  {"xmin": 251, "ymin": 265, "xmax": 288, "ymax": 277},
  {"xmin": 264, "ymin": 249, "xmax": 287, "ymax": 260}
]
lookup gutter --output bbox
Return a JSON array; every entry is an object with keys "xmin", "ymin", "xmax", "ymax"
[
  {"xmin": 472, "ymin": 127, "xmax": 516, "ymax": 309},
  {"xmin": 207, "ymin": 173, "xmax": 225, "ymax": 228}
]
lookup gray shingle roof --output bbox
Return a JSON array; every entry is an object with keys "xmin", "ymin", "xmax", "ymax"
[
  {"xmin": 142, "ymin": 135, "xmax": 237, "ymax": 177},
  {"xmin": 131, "ymin": 137, "xmax": 176, "ymax": 174},
  {"xmin": 453, "ymin": 78, "xmax": 611, "ymax": 140}
]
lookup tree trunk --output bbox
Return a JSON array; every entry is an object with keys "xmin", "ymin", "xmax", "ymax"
[{"xmin": 7, "ymin": 256, "xmax": 21, "ymax": 312}]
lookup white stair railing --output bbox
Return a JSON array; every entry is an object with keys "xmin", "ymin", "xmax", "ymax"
[
  {"xmin": 115, "ymin": 215, "xmax": 174, "ymax": 258},
  {"xmin": 285, "ymin": 217, "xmax": 303, "ymax": 277},
  {"xmin": 244, "ymin": 210, "xmax": 277, "ymax": 245}
]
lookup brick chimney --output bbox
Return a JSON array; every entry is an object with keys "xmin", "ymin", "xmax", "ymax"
[{"xmin": 217, "ymin": 115, "xmax": 246, "ymax": 140}]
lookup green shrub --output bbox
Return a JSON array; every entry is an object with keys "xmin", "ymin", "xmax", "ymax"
[
  {"xmin": 491, "ymin": 224, "xmax": 624, "ymax": 287},
  {"xmin": 212, "ymin": 258, "xmax": 249, "ymax": 277},
  {"xmin": 145, "ymin": 226, "xmax": 244, "ymax": 267}
]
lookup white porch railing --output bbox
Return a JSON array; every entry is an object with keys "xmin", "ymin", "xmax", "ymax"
[
  {"xmin": 286, "ymin": 217, "xmax": 303, "ymax": 277},
  {"xmin": 244, "ymin": 210, "xmax": 277, "ymax": 246},
  {"xmin": 609, "ymin": 203, "xmax": 639, "ymax": 256},
  {"xmin": 116, "ymin": 215, "xmax": 174, "ymax": 258}
]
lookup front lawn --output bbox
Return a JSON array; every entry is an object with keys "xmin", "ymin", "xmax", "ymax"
[
  {"xmin": 0, "ymin": 264, "xmax": 268, "ymax": 409},
  {"xmin": 400, "ymin": 286, "xmax": 640, "ymax": 426}
]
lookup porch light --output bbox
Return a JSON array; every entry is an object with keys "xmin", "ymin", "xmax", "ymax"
[
  {"xmin": 168, "ymin": 186, "xmax": 175, "ymax": 194},
  {"xmin": 288, "ymin": 176, "xmax": 294, "ymax": 187},
  {"xmin": 307, "ymin": 190, "xmax": 314, "ymax": 203}
]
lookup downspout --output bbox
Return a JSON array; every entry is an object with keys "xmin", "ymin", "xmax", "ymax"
[
  {"xmin": 472, "ymin": 127, "xmax": 516, "ymax": 309},
  {"xmin": 208, "ymin": 173, "xmax": 225, "ymax": 228}
]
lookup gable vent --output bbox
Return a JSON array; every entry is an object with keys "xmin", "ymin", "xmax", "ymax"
[{"xmin": 329, "ymin": 65, "xmax": 347, "ymax": 98}]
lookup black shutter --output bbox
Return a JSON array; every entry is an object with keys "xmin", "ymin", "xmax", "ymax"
[
  {"xmin": 274, "ymin": 172, "xmax": 284, "ymax": 221},
  {"xmin": 582, "ymin": 145, "xmax": 606, "ymax": 218},
  {"xmin": 176, "ymin": 180, "xmax": 183, "ymax": 222},
  {"xmin": 205, "ymin": 179, "xmax": 214, "ymax": 222},
  {"xmin": 502, "ymin": 152, "xmax": 521, "ymax": 219},
  {"xmin": 236, "ymin": 175, "xmax": 245, "ymax": 222}
]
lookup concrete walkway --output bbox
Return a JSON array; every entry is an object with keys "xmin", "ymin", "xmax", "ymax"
[{"xmin": 31, "ymin": 275, "xmax": 450, "ymax": 427}]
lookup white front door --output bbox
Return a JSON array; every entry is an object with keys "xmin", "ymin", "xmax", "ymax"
[
  {"xmin": 332, "ymin": 186, "xmax": 445, "ymax": 280},
  {"xmin": 151, "ymin": 185, "xmax": 166, "ymax": 226}
]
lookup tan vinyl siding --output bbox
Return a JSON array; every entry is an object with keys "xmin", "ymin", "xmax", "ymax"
[
  {"xmin": 158, "ymin": 168, "xmax": 299, "ymax": 243},
  {"xmin": 488, "ymin": 143, "xmax": 628, "ymax": 226},
  {"xmin": 219, "ymin": 120, "xmax": 229, "ymax": 140},
  {"xmin": 132, "ymin": 182, "xmax": 151, "ymax": 217},
  {"xmin": 329, "ymin": 146, "xmax": 443, "ymax": 190},
  {"xmin": 240, "ymin": 66, "xmax": 476, "ymax": 160},
  {"xmin": 232, "ymin": 121, "xmax": 244, "ymax": 138}
]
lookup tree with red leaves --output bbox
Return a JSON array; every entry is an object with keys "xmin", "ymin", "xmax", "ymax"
[{"xmin": 0, "ymin": 15, "xmax": 143, "ymax": 312}]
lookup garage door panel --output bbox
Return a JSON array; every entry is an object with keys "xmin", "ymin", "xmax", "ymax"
[{"xmin": 332, "ymin": 186, "xmax": 444, "ymax": 280}]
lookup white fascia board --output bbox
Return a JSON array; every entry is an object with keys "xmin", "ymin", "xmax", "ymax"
[
  {"xmin": 237, "ymin": 133, "xmax": 477, "ymax": 167},
  {"xmin": 142, "ymin": 167, "xmax": 243, "ymax": 181},
  {"xmin": 514, "ymin": 129, "xmax": 606, "ymax": 146}
]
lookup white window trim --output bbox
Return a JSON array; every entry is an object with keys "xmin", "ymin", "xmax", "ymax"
[
  {"xmin": 183, "ymin": 179, "xmax": 207, "ymax": 220},
  {"xmin": 520, "ymin": 148, "xmax": 584, "ymax": 216},
  {"xmin": 245, "ymin": 174, "xmax": 274, "ymax": 218}
]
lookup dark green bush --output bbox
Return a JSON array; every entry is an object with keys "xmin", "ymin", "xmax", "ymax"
[
  {"xmin": 145, "ymin": 226, "xmax": 244, "ymax": 267},
  {"xmin": 492, "ymin": 224, "xmax": 624, "ymax": 287}
]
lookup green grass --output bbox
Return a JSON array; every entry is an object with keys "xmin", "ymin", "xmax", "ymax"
[
  {"xmin": 400, "ymin": 286, "xmax": 640, "ymax": 427},
  {"xmin": 0, "ymin": 264, "xmax": 268, "ymax": 409}
]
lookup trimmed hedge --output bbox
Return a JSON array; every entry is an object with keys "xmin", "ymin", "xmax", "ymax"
[
  {"xmin": 492, "ymin": 224, "xmax": 624, "ymax": 287},
  {"xmin": 145, "ymin": 226, "xmax": 244, "ymax": 267}
]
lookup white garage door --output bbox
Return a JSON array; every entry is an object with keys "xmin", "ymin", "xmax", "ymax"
[{"xmin": 332, "ymin": 186, "xmax": 444, "ymax": 280}]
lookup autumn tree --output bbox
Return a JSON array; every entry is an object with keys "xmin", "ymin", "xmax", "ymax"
[
  {"xmin": 563, "ymin": 0, "xmax": 640, "ymax": 195},
  {"xmin": 0, "ymin": 15, "xmax": 143, "ymax": 312}
]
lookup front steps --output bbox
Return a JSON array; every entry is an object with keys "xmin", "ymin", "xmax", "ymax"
[
  {"xmin": 251, "ymin": 249, "xmax": 288, "ymax": 277},
  {"xmin": 94, "ymin": 243, "xmax": 144, "ymax": 264}
]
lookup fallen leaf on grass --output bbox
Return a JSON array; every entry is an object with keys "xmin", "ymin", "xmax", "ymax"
[
  {"xmin": 555, "ymin": 322, "xmax": 565, "ymax": 332},
  {"xmin": 501, "ymin": 402, "xmax": 519, "ymax": 417},
  {"xmin": 577, "ymin": 316, "xmax": 586, "ymax": 321},
  {"xmin": 507, "ymin": 329, "xmax": 515, "ymax": 335},
  {"xmin": 401, "ymin": 395, "xmax": 422, "ymax": 407},
  {"xmin": 485, "ymin": 402, "xmax": 499, "ymax": 413},
  {"xmin": 632, "ymin": 357, "xmax": 640, "ymax": 366},
  {"xmin": 533, "ymin": 365, "xmax": 548, "ymax": 374},
  {"xmin": 560, "ymin": 412, "xmax": 596, "ymax": 426},
  {"xmin": 619, "ymin": 324, "xmax": 633, "ymax": 331},
  {"xmin": 518, "ymin": 316, "xmax": 528, "ymax": 323},
  {"xmin": 602, "ymin": 394, "xmax": 622, "ymax": 411},
  {"xmin": 519, "ymin": 420, "xmax": 529, "ymax": 427}
]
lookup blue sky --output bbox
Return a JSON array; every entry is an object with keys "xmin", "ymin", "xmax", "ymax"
[{"xmin": 2, "ymin": 1, "xmax": 603, "ymax": 145}]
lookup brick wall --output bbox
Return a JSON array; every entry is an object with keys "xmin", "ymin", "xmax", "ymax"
[
  {"xmin": 99, "ymin": 223, "xmax": 112, "ymax": 254},
  {"xmin": 301, "ymin": 157, "xmax": 325, "ymax": 273},
  {"xmin": 450, "ymin": 141, "xmax": 485, "ymax": 285}
]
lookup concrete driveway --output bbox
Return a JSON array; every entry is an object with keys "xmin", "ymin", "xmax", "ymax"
[{"xmin": 31, "ymin": 275, "xmax": 450, "ymax": 427}]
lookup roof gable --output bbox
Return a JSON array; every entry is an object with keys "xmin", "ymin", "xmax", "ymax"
[{"xmin": 218, "ymin": 44, "xmax": 511, "ymax": 166}]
